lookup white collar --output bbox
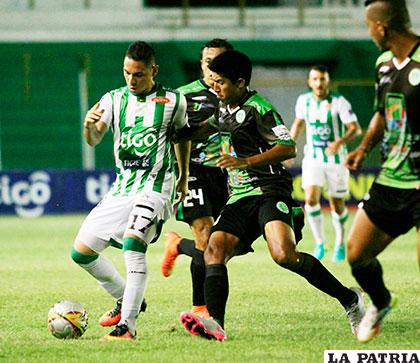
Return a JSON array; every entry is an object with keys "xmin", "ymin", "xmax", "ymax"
[{"xmin": 392, "ymin": 57, "xmax": 411, "ymax": 70}]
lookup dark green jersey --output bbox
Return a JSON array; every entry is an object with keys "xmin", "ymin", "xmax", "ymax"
[
  {"xmin": 210, "ymin": 90, "xmax": 296, "ymax": 204},
  {"xmin": 374, "ymin": 42, "xmax": 420, "ymax": 188},
  {"xmin": 177, "ymin": 79, "xmax": 220, "ymax": 167}
]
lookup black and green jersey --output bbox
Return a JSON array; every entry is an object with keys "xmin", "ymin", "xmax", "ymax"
[
  {"xmin": 177, "ymin": 79, "xmax": 220, "ymax": 167},
  {"xmin": 374, "ymin": 42, "xmax": 420, "ymax": 189},
  {"xmin": 210, "ymin": 90, "xmax": 295, "ymax": 204}
]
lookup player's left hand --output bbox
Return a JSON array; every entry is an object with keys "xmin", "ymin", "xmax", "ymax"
[{"xmin": 217, "ymin": 154, "xmax": 249, "ymax": 170}]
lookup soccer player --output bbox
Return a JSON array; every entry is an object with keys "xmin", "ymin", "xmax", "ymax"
[
  {"xmin": 160, "ymin": 39, "xmax": 232, "ymax": 318},
  {"xmin": 70, "ymin": 41, "xmax": 191, "ymax": 341},
  {"xmin": 345, "ymin": 0, "xmax": 420, "ymax": 343},
  {"xmin": 178, "ymin": 50, "xmax": 365, "ymax": 341},
  {"xmin": 288, "ymin": 65, "xmax": 361, "ymax": 262}
]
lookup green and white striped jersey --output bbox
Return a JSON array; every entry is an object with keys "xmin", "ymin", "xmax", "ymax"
[
  {"xmin": 295, "ymin": 92, "xmax": 357, "ymax": 164},
  {"xmin": 98, "ymin": 84, "xmax": 188, "ymax": 197}
]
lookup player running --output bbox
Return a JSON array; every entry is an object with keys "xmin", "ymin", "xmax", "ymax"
[
  {"xmin": 346, "ymin": 0, "xmax": 420, "ymax": 343},
  {"xmin": 177, "ymin": 50, "xmax": 365, "ymax": 341}
]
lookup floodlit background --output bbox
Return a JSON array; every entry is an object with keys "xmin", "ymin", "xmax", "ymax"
[{"xmin": 2, "ymin": 1, "xmax": 418, "ymax": 215}]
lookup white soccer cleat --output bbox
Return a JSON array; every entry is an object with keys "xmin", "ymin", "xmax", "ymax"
[
  {"xmin": 345, "ymin": 287, "xmax": 365, "ymax": 334},
  {"xmin": 357, "ymin": 295, "xmax": 397, "ymax": 343}
]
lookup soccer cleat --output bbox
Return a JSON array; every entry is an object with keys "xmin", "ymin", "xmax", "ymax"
[
  {"xmin": 332, "ymin": 244, "xmax": 346, "ymax": 262},
  {"xmin": 357, "ymin": 295, "xmax": 398, "ymax": 343},
  {"xmin": 191, "ymin": 305, "xmax": 210, "ymax": 319},
  {"xmin": 161, "ymin": 231, "xmax": 182, "ymax": 277},
  {"xmin": 100, "ymin": 324, "xmax": 135, "ymax": 341},
  {"xmin": 313, "ymin": 243, "xmax": 325, "ymax": 260},
  {"xmin": 180, "ymin": 312, "xmax": 226, "ymax": 341},
  {"xmin": 345, "ymin": 287, "xmax": 365, "ymax": 334},
  {"xmin": 99, "ymin": 298, "xmax": 147, "ymax": 327}
]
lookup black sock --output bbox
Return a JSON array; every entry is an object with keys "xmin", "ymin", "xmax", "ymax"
[
  {"xmin": 204, "ymin": 264, "xmax": 228, "ymax": 328},
  {"xmin": 178, "ymin": 238, "xmax": 195, "ymax": 257},
  {"xmin": 290, "ymin": 252, "xmax": 356, "ymax": 307},
  {"xmin": 351, "ymin": 258, "xmax": 391, "ymax": 310},
  {"xmin": 190, "ymin": 249, "xmax": 206, "ymax": 306}
]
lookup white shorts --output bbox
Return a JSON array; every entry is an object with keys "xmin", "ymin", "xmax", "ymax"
[
  {"xmin": 301, "ymin": 158, "xmax": 349, "ymax": 198},
  {"xmin": 76, "ymin": 190, "xmax": 172, "ymax": 253}
]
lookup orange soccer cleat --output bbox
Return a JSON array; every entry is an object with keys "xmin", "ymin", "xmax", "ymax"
[{"xmin": 161, "ymin": 232, "xmax": 182, "ymax": 277}]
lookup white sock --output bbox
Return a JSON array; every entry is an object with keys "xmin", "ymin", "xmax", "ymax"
[
  {"xmin": 304, "ymin": 203, "xmax": 325, "ymax": 245},
  {"xmin": 120, "ymin": 250, "xmax": 148, "ymax": 334},
  {"xmin": 80, "ymin": 255, "xmax": 125, "ymax": 299},
  {"xmin": 331, "ymin": 208, "xmax": 349, "ymax": 247}
]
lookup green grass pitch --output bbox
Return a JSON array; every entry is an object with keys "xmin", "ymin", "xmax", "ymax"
[{"xmin": 0, "ymin": 212, "xmax": 419, "ymax": 362}]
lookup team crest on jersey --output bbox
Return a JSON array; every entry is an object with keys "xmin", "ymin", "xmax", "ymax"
[
  {"xmin": 408, "ymin": 68, "xmax": 420, "ymax": 86},
  {"xmin": 235, "ymin": 110, "xmax": 246, "ymax": 124},
  {"xmin": 276, "ymin": 201, "xmax": 289, "ymax": 214},
  {"xmin": 151, "ymin": 97, "xmax": 170, "ymax": 103}
]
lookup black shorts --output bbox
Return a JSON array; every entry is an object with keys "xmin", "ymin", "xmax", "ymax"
[
  {"xmin": 176, "ymin": 164, "xmax": 229, "ymax": 225},
  {"xmin": 362, "ymin": 182, "xmax": 420, "ymax": 238},
  {"xmin": 210, "ymin": 194, "xmax": 304, "ymax": 256}
]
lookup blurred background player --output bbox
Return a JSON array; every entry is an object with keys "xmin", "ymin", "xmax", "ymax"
[
  {"xmin": 161, "ymin": 39, "xmax": 233, "ymax": 318},
  {"xmin": 288, "ymin": 65, "xmax": 361, "ymax": 262},
  {"xmin": 346, "ymin": 0, "xmax": 420, "ymax": 343},
  {"xmin": 178, "ymin": 50, "xmax": 364, "ymax": 341},
  {"xmin": 70, "ymin": 41, "xmax": 190, "ymax": 341}
]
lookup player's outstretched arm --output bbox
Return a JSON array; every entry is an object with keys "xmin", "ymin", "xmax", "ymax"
[{"xmin": 345, "ymin": 112, "xmax": 385, "ymax": 171}]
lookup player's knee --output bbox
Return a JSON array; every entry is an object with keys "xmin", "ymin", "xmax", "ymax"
[
  {"xmin": 195, "ymin": 234, "xmax": 210, "ymax": 251},
  {"xmin": 191, "ymin": 219, "xmax": 212, "ymax": 250},
  {"xmin": 204, "ymin": 242, "xmax": 225, "ymax": 265},
  {"xmin": 70, "ymin": 245, "xmax": 98, "ymax": 265},
  {"xmin": 271, "ymin": 248, "xmax": 294, "ymax": 267},
  {"xmin": 346, "ymin": 242, "xmax": 368, "ymax": 267},
  {"xmin": 304, "ymin": 197, "xmax": 319, "ymax": 206}
]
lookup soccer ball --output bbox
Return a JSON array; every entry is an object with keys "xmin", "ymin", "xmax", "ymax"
[{"xmin": 47, "ymin": 300, "xmax": 88, "ymax": 339}]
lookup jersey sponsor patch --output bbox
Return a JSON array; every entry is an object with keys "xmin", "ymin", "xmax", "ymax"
[
  {"xmin": 151, "ymin": 97, "xmax": 170, "ymax": 103},
  {"xmin": 122, "ymin": 157, "xmax": 152, "ymax": 169},
  {"xmin": 272, "ymin": 125, "xmax": 292, "ymax": 141}
]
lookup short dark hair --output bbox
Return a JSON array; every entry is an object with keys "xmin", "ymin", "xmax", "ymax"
[
  {"xmin": 125, "ymin": 41, "xmax": 155, "ymax": 66},
  {"xmin": 208, "ymin": 50, "xmax": 252, "ymax": 86},
  {"xmin": 310, "ymin": 65, "xmax": 329, "ymax": 74},
  {"xmin": 364, "ymin": 0, "xmax": 411, "ymax": 32},
  {"xmin": 200, "ymin": 38, "xmax": 234, "ymax": 59}
]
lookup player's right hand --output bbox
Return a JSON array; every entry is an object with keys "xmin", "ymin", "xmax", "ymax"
[
  {"xmin": 345, "ymin": 148, "xmax": 366, "ymax": 171},
  {"xmin": 84, "ymin": 102, "xmax": 104, "ymax": 129}
]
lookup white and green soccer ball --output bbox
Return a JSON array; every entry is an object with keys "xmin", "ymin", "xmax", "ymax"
[{"xmin": 47, "ymin": 300, "xmax": 88, "ymax": 339}]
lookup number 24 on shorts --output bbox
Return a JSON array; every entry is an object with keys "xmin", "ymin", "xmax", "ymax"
[{"xmin": 183, "ymin": 188, "xmax": 204, "ymax": 207}]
